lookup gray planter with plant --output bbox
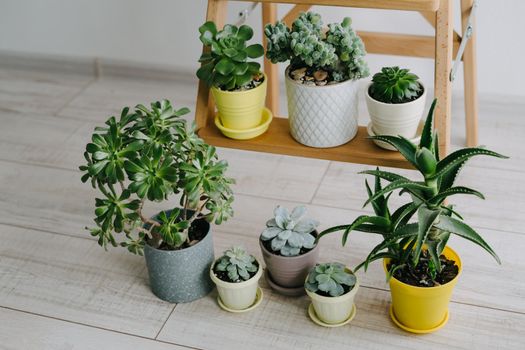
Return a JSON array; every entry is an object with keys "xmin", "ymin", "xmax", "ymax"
[
  {"xmin": 318, "ymin": 99, "xmax": 507, "ymax": 332},
  {"xmin": 265, "ymin": 12, "xmax": 369, "ymax": 147},
  {"xmin": 260, "ymin": 205, "xmax": 320, "ymax": 295},
  {"xmin": 80, "ymin": 100, "xmax": 235, "ymax": 303}
]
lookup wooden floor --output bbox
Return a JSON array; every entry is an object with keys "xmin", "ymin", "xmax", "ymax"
[{"xmin": 0, "ymin": 66, "xmax": 524, "ymax": 349}]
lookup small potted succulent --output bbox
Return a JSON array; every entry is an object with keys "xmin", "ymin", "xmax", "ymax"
[
  {"xmin": 210, "ymin": 246, "xmax": 263, "ymax": 312},
  {"xmin": 264, "ymin": 12, "xmax": 369, "ymax": 148},
  {"xmin": 260, "ymin": 205, "xmax": 320, "ymax": 296},
  {"xmin": 197, "ymin": 21, "xmax": 270, "ymax": 138},
  {"xmin": 366, "ymin": 66, "xmax": 426, "ymax": 145},
  {"xmin": 305, "ymin": 263, "xmax": 359, "ymax": 327},
  {"xmin": 80, "ymin": 100, "xmax": 235, "ymax": 303},
  {"xmin": 318, "ymin": 99, "xmax": 507, "ymax": 333}
]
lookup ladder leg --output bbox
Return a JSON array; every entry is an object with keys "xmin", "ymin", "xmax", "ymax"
[
  {"xmin": 195, "ymin": 0, "xmax": 228, "ymax": 130},
  {"xmin": 461, "ymin": 0, "xmax": 479, "ymax": 146},
  {"xmin": 434, "ymin": 0, "xmax": 453, "ymax": 156},
  {"xmin": 262, "ymin": 3, "xmax": 279, "ymax": 114}
]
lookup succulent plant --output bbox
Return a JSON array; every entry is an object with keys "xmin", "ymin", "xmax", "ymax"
[
  {"xmin": 80, "ymin": 100, "xmax": 235, "ymax": 254},
  {"xmin": 197, "ymin": 21, "xmax": 264, "ymax": 91},
  {"xmin": 264, "ymin": 12, "xmax": 369, "ymax": 82},
  {"xmin": 369, "ymin": 66, "xmax": 423, "ymax": 104},
  {"xmin": 318, "ymin": 99, "xmax": 508, "ymax": 282},
  {"xmin": 305, "ymin": 263, "xmax": 356, "ymax": 297},
  {"xmin": 261, "ymin": 205, "xmax": 319, "ymax": 257},
  {"xmin": 214, "ymin": 246, "xmax": 258, "ymax": 283}
]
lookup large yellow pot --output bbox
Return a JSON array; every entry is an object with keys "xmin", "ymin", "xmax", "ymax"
[
  {"xmin": 384, "ymin": 246, "xmax": 462, "ymax": 333},
  {"xmin": 211, "ymin": 74, "xmax": 267, "ymax": 130}
]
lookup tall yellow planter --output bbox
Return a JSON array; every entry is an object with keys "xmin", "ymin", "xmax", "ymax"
[
  {"xmin": 384, "ymin": 246, "xmax": 462, "ymax": 333},
  {"xmin": 211, "ymin": 74, "xmax": 267, "ymax": 130}
]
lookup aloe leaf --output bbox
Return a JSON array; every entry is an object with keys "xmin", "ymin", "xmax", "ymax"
[
  {"xmin": 435, "ymin": 216, "xmax": 501, "ymax": 264},
  {"xmin": 419, "ymin": 99, "xmax": 437, "ymax": 150},
  {"xmin": 363, "ymin": 179, "xmax": 430, "ymax": 208},
  {"xmin": 426, "ymin": 240, "xmax": 443, "ymax": 274},
  {"xmin": 359, "ymin": 169, "xmax": 409, "ymax": 183},
  {"xmin": 429, "ymin": 186, "xmax": 485, "ymax": 205},
  {"xmin": 368, "ymin": 135, "xmax": 418, "ymax": 168},
  {"xmin": 430, "ymin": 148, "xmax": 508, "ymax": 180},
  {"xmin": 342, "ymin": 216, "xmax": 390, "ymax": 246},
  {"xmin": 391, "ymin": 202, "xmax": 420, "ymax": 230},
  {"xmin": 355, "ymin": 252, "xmax": 395, "ymax": 272},
  {"xmin": 413, "ymin": 206, "xmax": 441, "ymax": 265}
]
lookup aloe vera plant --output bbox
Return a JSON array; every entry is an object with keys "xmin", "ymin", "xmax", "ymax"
[{"xmin": 318, "ymin": 99, "xmax": 507, "ymax": 281}]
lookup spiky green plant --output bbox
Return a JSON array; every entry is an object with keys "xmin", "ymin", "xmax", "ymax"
[
  {"xmin": 261, "ymin": 205, "xmax": 319, "ymax": 257},
  {"xmin": 214, "ymin": 246, "xmax": 258, "ymax": 283},
  {"xmin": 369, "ymin": 66, "xmax": 423, "ymax": 104},
  {"xmin": 305, "ymin": 263, "xmax": 356, "ymax": 297},
  {"xmin": 80, "ymin": 100, "xmax": 235, "ymax": 254},
  {"xmin": 264, "ymin": 12, "xmax": 369, "ymax": 82},
  {"xmin": 318, "ymin": 99, "xmax": 507, "ymax": 281},
  {"xmin": 197, "ymin": 21, "xmax": 264, "ymax": 91}
]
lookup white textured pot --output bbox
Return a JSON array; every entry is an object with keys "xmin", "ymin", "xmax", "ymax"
[
  {"xmin": 365, "ymin": 82, "xmax": 427, "ymax": 138},
  {"xmin": 210, "ymin": 258, "xmax": 263, "ymax": 311},
  {"xmin": 305, "ymin": 270, "xmax": 359, "ymax": 325},
  {"xmin": 285, "ymin": 68, "xmax": 359, "ymax": 148}
]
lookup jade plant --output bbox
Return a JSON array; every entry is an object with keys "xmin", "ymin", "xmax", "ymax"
[
  {"xmin": 197, "ymin": 21, "xmax": 264, "ymax": 91},
  {"xmin": 214, "ymin": 246, "xmax": 259, "ymax": 283},
  {"xmin": 318, "ymin": 99, "xmax": 507, "ymax": 285},
  {"xmin": 261, "ymin": 205, "xmax": 319, "ymax": 256},
  {"xmin": 264, "ymin": 12, "xmax": 369, "ymax": 83},
  {"xmin": 305, "ymin": 263, "xmax": 356, "ymax": 297},
  {"xmin": 80, "ymin": 100, "xmax": 235, "ymax": 254},
  {"xmin": 369, "ymin": 66, "xmax": 423, "ymax": 104}
]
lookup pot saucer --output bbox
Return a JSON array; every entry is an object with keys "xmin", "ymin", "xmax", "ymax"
[
  {"xmin": 307, "ymin": 303, "xmax": 357, "ymax": 328},
  {"xmin": 217, "ymin": 287, "xmax": 263, "ymax": 313},
  {"xmin": 366, "ymin": 122, "xmax": 422, "ymax": 151},
  {"xmin": 389, "ymin": 305, "xmax": 449, "ymax": 334},
  {"xmin": 264, "ymin": 269, "xmax": 305, "ymax": 296},
  {"xmin": 215, "ymin": 107, "xmax": 273, "ymax": 140}
]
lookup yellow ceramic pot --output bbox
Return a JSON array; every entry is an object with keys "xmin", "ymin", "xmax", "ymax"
[
  {"xmin": 211, "ymin": 73, "xmax": 267, "ymax": 130},
  {"xmin": 384, "ymin": 246, "xmax": 462, "ymax": 333}
]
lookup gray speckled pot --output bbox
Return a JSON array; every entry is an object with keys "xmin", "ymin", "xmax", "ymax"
[
  {"xmin": 260, "ymin": 234, "xmax": 320, "ymax": 289},
  {"xmin": 144, "ymin": 218, "xmax": 214, "ymax": 303}
]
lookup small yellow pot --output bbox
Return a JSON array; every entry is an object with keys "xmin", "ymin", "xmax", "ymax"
[
  {"xmin": 211, "ymin": 74, "xmax": 267, "ymax": 130},
  {"xmin": 384, "ymin": 246, "xmax": 462, "ymax": 333}
]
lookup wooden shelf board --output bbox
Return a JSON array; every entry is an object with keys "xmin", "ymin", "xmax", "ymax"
[
  {"xmin": 234, "ymin": 0, "xmax": 440, "ymax": 12},
  {"xmin": 198, "ymin": 116, "xmax": 413, "ymax": 169}
]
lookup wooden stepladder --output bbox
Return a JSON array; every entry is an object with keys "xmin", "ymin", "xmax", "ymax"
[{"xmin": 196, "ymin": 0, "xmax": 478, "ymax": 169}]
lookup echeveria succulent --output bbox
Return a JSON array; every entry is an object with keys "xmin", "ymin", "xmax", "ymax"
[
  {"xmin": 369, "ymin": 66, "xmax": 423, "ymax": 104},
  {"xmin": 261, "ymin": 205, "xmax": 319, "ymax": 256},
  {"xmin": 215, "ymin": 246, "xmax": 258, "ymax": 283},
  {"xmin": 305, "ymin": 263, "xmax": 356, "ymax": 297},
  {"xmin": 197, "ymin": 22, "xmax": 264, "ymax": 91}
]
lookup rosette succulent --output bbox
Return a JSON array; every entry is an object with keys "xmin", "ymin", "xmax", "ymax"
[
  {"xmin": 214, "ymin": 246, "xmax": 258, "ymax": 283},
  {"xmin": 264, "ymin": 12, "xmax": 369, "ymax": 82},
  {"xmin": 261, "ymin": 205, "xmax": 319, "ymax": 256},
  {"xmin": 80, "ymin": 100, "xmax": 235, "ymax": 254},
  {"xmin": 197, "ymin": 21, "xmax": 264, "ymax": 91},
  {"xmin": 305, "ymin": 263, "xmax": 356, "ymax": 297},
  {"xmin": 369, "ymin": 66, "xmax": 423, "ymax": 104}
]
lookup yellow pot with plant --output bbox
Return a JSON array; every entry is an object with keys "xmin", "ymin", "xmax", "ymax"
[
  {"xmin": 317, "ymin": 99, "xmax": 507, "ymax": 333},
  {"xmin": 197, "ymin": 21, "xmax": 268, "ymax": 134}
]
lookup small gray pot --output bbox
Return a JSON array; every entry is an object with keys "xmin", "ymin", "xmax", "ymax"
[
  {"xmin": 260, "ymin": 235, "xmax": 319, "ymax": 291},
  {"xmin": 144, "ymin": 216, "xmax": 214, "ymax": 303}
]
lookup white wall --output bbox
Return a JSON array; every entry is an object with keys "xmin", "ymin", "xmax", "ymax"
[{"xmin": 1, "ymin": 0, "xmax": 524, "ymax": 96}]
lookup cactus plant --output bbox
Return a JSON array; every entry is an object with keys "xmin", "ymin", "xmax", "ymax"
[
  {"xmin": 197, "ymin": 21, "xmax": 264, "ymax": 91},
  {"xmin": 369, "ymin": 66, "xmax": 423, "ymax": 104},
  {"xmin": 305, "ymin": 263, "xmax": 356, "ymax": 297},
  {"xmin": 214, "ymin": 246, "xmax": 259, "ymax": 283},
  {"xmin": 264, "ymin": 12, "xmax": 369, "ymax": 82},
  {"xmin": 261, "ymin": 205, "xmax": 319, "ymax": 257},
  {"xmin": 80, "ymin": 100, "xmax": 235, "ymax": 254},
  {"xmin": 318, "ymin": 99, "xmax": 508, "ymax": 285}
]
